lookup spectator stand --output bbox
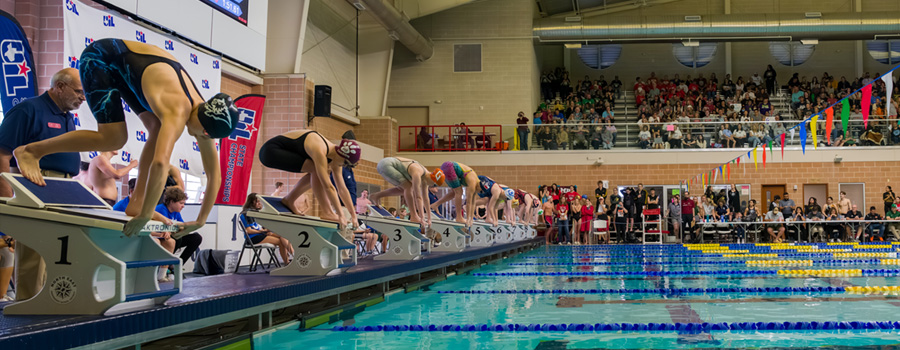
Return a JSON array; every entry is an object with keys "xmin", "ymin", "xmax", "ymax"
[{"xmin": 398, "ymin": 125, "xmax": 503, "ymax": 152}]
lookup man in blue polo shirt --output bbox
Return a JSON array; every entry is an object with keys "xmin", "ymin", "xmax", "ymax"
[{"xmin": 0, "ymin": 68, "xmax": 84, "ymax": 301}]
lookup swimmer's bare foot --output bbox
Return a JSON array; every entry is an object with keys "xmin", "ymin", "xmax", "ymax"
[
  {"xmin": 319, "ymin": 213, "xmax": 340, "ymax": 223},
  {"xmin": 455, "ymin": 217, "xmax": 466, "ymax": 224},
  {"xmin": 12, "ymin": 146, "xmax": 45, "ymax": 186},
  {"xmin": 281, "ymin": 197, "xmax": 305, "ymax": 215}
]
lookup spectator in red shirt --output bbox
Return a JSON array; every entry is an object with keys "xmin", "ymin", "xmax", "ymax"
[
  {"xmin": 681, "ymin": 192, "xmax": 697, "ymax": 242},
  {"xmin": 565, "ymin": 185, "xmax": 579, "ymax": 203}
]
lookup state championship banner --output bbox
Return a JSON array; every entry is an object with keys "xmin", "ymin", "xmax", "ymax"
[
  {"xmin": 215, "ymin": 94, "xmax": 265, "ymax": 205},
  {"xmin": 63, "ymin": 0, "xmax": 222, "ymax": 177},
  {"xmin": 0, "ymin": 10, "xmax": 37, "ymax": 114}
]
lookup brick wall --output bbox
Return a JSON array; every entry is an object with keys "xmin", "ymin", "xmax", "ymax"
[
  {"xmin": 470, "ymin": 160, "xmax": 896, "ymax": 215},
  {"xmin": 357, "ymin": 117, "xmax": 397, "ymax": 157}
]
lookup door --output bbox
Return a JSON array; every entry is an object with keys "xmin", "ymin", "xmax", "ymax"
[
  {"xmin": 762, "ymin": 185, "xmax": 786, "ymax": 212},
  {"xmin": 839, "ymin": 183, "xmax": 865, "ymax": 212},
  {"xmin": 803, "ymin": 184, "xmax": 828, "ymax": 209},
  {"xmin": 388, "ymin": 106, "xmax": 430, "ymax": 150}
]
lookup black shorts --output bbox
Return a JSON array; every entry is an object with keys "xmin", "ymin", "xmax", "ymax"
[{"xmin": 248, "ymin": 234, "xmax": 266, "ymax": 245}]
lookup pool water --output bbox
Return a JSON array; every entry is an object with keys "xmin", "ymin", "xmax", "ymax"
[{"xmin": 255, "ymin": 243, "xmax": 900, "ymax": 349}]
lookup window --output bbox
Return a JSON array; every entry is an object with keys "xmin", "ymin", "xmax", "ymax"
[
  {"xmin": 453, "ymin": 44, "xmax": 482, "ymax": 73},
  {"xmin": 769, "ymin": 42, "xmax": 815, "ymax": 66},
  {"xmin": 866, "ymin": 40, "xmax": 900, "ymax": 65},
  {"xmin": 671, "ymin": 43, "xmax": 717, "ymax": 68},
  {"xmin": 576, "ymin": 44, "xmax": 622, "ymax": 69}
]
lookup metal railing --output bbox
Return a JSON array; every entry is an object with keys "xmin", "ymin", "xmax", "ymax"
[
  {"xmin": 398, "ymin": 125, "xmax": 504, "ymax": 152},
  {"xmin": 508, "ymin": 117, "xmax": 900, "ymax": 151}
]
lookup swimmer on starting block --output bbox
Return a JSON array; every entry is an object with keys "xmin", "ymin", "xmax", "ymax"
[
  {"xmin": 472, "ymin": 176, "xmax": 514, "ymax": 226},
  {"xmin": 515, "ymin": 189, "xmax": 540, "ymax": 226},
  {"xmin": 258, "ymin": 130, "xmax": 361, "ymax": 226},
  {"xmin": 430, "ymin": 161, "xmax": 479, "ymax": 227},
  {"xmin": 369, "ymin": 157, "xmax": 443, "ymax": 228},
  {"xmin": 13, "ymin": 39, "xmax": 239, "ymax": 237},
  {"xmin": 87, "ymin": 150, "xmax": 138, "ymax": 206}
]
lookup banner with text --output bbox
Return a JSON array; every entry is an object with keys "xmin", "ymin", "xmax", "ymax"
[
  {"xmin": 63, "ymin": 0, "xmax": 222, "ymax": 177},
  {"xmin": 216, "ymin": 94, "xmax": 265, "ymax": 205},
  {"xmin": 0, "ymin": 10, "xmax": 37, "ymax": 114}
]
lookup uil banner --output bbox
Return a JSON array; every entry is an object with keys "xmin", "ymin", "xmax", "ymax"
[
  {"xmin": 215, "ymin": 94, "xmax": 265, "ymax": 205},
  {"xmin": 63, "ymin": 0, "xmax": 222, "ymax": 177},
  {"xmin": 0, "ymin": 10, "xmax": 37, "ymax": 114}
]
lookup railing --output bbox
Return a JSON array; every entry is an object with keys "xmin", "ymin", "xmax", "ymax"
[
  {"xmin": 508, "ymin": 117, "xmax": 900, "ymax": 151},
  {"xmin": 398, "ymin": 125, "xmax": 503, "ymax": 152}
]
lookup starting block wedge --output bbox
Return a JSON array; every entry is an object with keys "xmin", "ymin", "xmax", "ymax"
[
  {"xmin": 249, "ymin": 196, "xmax": 356, "ymax": 276},
  {"xmin": 0, "ymin": 174, "xmax": 180, "ymax": 315},
  {"xmin": 365, "ymin": 206, "xmax": 430, "ymax": 260},
  {"xmin": 429, "ymin": 211, "xmax": 467, "ymax": 252},
  {"xmin": 469, "ymin": 220, "xmax": 495, "ymax": 247}
]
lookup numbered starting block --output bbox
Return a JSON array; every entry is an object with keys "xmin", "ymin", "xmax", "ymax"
[
  {"xmin": 468, "ymin": 220, "xmax": 496, "ymax": 247},
  {"xmin": 364, "ymin": 206, "xmax": 430, "ymax": 260},
  {"xmin": 516, "ymin": 224, "xmax": 536, "ymax": 240},
  {"xmin": 248, "ymin": 196, "xmax": 356, "ymax": 276},
  {"xmin": 495, "ymin": 223, "xmax": 515, "ymax": 243},
  {"xmin": 0, "ymin": 174, "xmax": 181, "ymax": 315},
  {"xmin": 428, "ymin": 211, "xmax": 468, "ymax": 252}
]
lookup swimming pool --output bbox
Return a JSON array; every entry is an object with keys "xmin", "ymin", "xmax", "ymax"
[{"xmin": 255, "ymin": 243, "xmax": 900, "ymax": 349}]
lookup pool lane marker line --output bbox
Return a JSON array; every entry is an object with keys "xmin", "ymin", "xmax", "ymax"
[
  {"xmin": 329, "ymin": 320, "xmax": 900, "ymax": 332},
  {"xmin": 554, "ymin": 295, "xmax": 893, "ymax": 306},
  {"xmin": 436, "ymin": 286, "xmax": 846, "ymax": 295},
  {"xmin": 475, "ymin": 269, "xmax": 900, "ymax": 277},
  {"xmin": 512, "ymin": 258, "xmax": 897, "ymax": 266}
]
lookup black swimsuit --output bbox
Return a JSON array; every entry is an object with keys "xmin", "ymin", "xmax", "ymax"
[
  {"xmin": 80, "ymin": 39, "xmax": 200, "ymax": 123},
  {"xmin": 259, "ymin": 131, "xmax": 331, "ymax": 173}
]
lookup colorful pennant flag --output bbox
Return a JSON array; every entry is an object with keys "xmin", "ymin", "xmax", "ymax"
[
  {"xmin": 811, "ymin": 114, "xmax": 819, "ymax": 149},
  {"xmin": 825, "ymin": 107, "xmax": 834, "ymax": 143},
  {"xmin": 768, "ymin": 140, "xmax": 774, "ymax": 156},
  {"xmin": 762, "ymin": 145, "xmax": 767, "ymax": 168},
  {"xmin": 752, "ymin": 147, "xmax": 758, "ymax": 170},
  {"xmin": 841, "ymin": 99, "xmax": 849, "ymax": 135},
  {"xmin": 726, "ymin": 162, "xmax": 730, "ymax": 180},
  {"xmin": 799, "ymin": 122, "xmax": 807, "ymax": 154},
  {"xmin": 780, "ymin": 134, "xmax": 785, "ymax": 159},
  {"xmin": 862, "ymin": 84, "xmax": 872, "ymax": 128}
]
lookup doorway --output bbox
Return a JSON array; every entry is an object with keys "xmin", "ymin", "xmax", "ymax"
[
  {"xmin": 839, "ymin": 183, "xmax": 865, "ymax": 212},
  {"xmin": 803, "ymin": 184, "xmax": 828, "ymax": 209},
  {"xmin": 762, "ymin": 184, "xmax": 786, "ymax": 212},
  {"xmin": 388, "ymin": 106, "xmax": 430, "ymax": 150}
]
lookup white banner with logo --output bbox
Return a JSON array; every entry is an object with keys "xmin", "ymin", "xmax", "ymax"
[{"xmin": 63, "ymin": 0, "xmax": 221, "ymax": 177}]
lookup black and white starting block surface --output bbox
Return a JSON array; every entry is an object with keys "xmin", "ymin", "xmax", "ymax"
[
  {"xmin": 246, "ymin": 196, "xmax": 356, "ymax": 276},
  {"xmin": 363, "ymin": 205, "xmax": 431, "ymax": 260},
  {"xmin": 0, "ymin": 173, "xmax": 180, "ymax": 315},
  {"xmin": 428, "ymin": 211, "xmax": 468, "ymax": 252}
]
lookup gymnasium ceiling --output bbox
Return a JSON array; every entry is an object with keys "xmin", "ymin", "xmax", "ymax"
[{"xmin": 535, "ymin": 0, "xmax": 663, "ymax": 17}]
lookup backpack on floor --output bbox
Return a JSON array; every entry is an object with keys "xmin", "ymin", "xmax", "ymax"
[{"xmin": 193, "ymin": 249, "xmax": 228, "ymax": 275}]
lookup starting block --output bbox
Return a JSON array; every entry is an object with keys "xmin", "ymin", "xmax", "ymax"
[
  {"xmin": 469, "ymin": 220, "xmax": 495, "ymax": 247},
  {"xmin": 495, "ymin": 223, "xmax": 514, "ymax": 243},
  {"xmin": 364, "ymin": 206, "xmax": 430, "ymax": 260},
  {"xmin": 248, "ymin": 196, "xmax": 356, "ymax": 276},
  {"xmin": 428, "ymin": 211, "xmax": 468, "ymax": 252},
  {"xmin": 0, "ymin": 174, "xmax": 180, "ymax": 315}
]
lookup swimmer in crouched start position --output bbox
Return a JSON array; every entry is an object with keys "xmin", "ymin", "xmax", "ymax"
[
  {"xmin": 258, "ymin": 130, "xmax": 361, "ymax": 226},
  {"xmin": 13, "ymin": 39, "xmax": 239, "ymax": 236}
]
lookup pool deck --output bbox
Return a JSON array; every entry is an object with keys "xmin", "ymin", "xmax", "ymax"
[{"xmin": 0, "ymin": 238, "xmax": 542, "ymax": 349}]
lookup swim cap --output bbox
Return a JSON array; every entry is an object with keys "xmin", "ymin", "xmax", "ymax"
[
  {"xmin": 504, "ymin": 188, "xmax": 515, "ymax": 200},
  {"xmin": 197, "ymin": 93, "xmax": 239, "ymax": 138},
  {"xmin": 430, "ymin": 169, "xmax": 445, "ymax": 186},
  {"xmin": 335, "ymin": 139, "xmax": 361, "ymax": 164}
]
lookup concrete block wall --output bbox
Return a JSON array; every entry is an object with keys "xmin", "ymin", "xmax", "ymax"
[{"xmin": 388, "ymin": 0, "xmax": 540, "ymax": 144}]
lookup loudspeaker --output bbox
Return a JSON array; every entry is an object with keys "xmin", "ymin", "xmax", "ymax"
[{"xmin": 313, "ymin": 85, "xmax": 332, "ymax": 117}]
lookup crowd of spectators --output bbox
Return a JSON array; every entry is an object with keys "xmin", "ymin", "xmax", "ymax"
[
  {"xmin": 537, "ymin": 181, "xmax": 900, "ymax": 245},
  {"xmin": 528, "ymin": 67, "xmax": 900, "ymax": 150}
]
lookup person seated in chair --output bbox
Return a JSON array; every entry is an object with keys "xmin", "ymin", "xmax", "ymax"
[
  {"xmin": 240, "ymin": 193, "xmax": 293, "ymax": 264},
  {"xmin": 153, "ymin": 187, "xmax": 203, "ymax": 281}
]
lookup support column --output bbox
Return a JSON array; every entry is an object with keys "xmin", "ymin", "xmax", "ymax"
[
  {"xmin": 854, "ymin": 0, "xmax": 863, "ymax": 77},
  {"xmin": 724, "ymin": 0, "xmax": 732, "ymax": 76}
]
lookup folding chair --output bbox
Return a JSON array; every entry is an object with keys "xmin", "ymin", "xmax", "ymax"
[
  {"xmin": 593, "ymin": 219, "xmax": 609, "ymax": 244},
  {"xmin": 234, "ymin": 214, "xmax": 281, "ymax": 273},
  {"xmin": 716, "ymin": 223, "xmax": 732, "ymax": 243}
]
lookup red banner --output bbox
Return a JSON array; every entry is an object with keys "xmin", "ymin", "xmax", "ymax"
[{"xmin": 215, "ymin": 94, "xmax": 266, "ymax": 205}]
